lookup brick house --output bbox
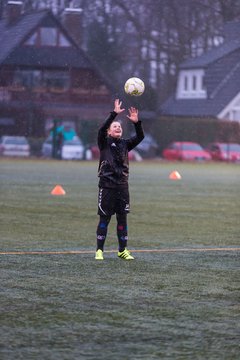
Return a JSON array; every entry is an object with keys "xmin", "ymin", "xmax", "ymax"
[{"xmin": 0, "ymin": 1, "xmax": 113, "ymax": 139}]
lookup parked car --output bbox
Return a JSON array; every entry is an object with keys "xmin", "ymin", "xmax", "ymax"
[
  {"xmin": 135, "ymin": 133, "xmax": 158, "ymax": 158},
  {"xmin": 206, "ymin": 142, "xmax": 240, "ymax": 162},
  {"xmin": 162, "ymin": 141, "xmax": 211, "ymax": 161},
  {"xmin": 42, "ymin": 135, "xmax": 84, "ymax": 160},
  {"xmin": 0, "ymin": 136, "xmax": 30, "ymax": 157}
]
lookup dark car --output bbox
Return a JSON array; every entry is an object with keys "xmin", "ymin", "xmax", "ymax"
[
  {"xmin": 206, "ymin": 142, "xmax": 240, "ymax": 162},
  {"xmin": 162, "ymin": 141, "xmax": 211, "ymax": 161},
  {"xmin": 135, "ymin": 133, "xmax": 158, "ymax": 158}
]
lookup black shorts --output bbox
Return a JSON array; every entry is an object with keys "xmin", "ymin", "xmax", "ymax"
[{"xmin": 98, "ymin": 187, "xmax": 130, "ymax": 216}]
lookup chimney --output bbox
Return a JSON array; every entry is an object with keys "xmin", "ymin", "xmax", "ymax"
[
  {"xmin": 62, "ymin": 8, "xmax": 83, "ymax": 47},
  {"xmin": 6, "ymin": 0, "xmax": 23, "ymax": 25}
]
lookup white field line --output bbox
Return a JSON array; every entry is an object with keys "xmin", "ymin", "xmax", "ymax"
[{"xmin": 0, "ymin": 247, "xmax": 240, "ymax": 255}]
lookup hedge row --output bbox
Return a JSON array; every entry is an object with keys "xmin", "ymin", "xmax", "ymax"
[{"xmin": 151, "ymin": 116, "xmax": 240, "ymax": 154}]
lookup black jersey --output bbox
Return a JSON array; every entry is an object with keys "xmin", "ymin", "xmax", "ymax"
[{"xmin": 98, "ymin": 111, "xmax": 144, "ymax": 188}]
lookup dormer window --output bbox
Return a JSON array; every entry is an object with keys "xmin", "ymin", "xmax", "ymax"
[
  {"xmin": 192, "ymin": 75, "xmax": 197, "ymax": 90},
  {"xmin": 184, "ymin": 76, "xmax": 188, "ymax": 91},
  {"xmin": 24, "ymin": 27, "xmax": 72, "ymax": 47},
  {"xmin": 40, "ymin": 27, "xmax": 57, "ymax": 46},
  {"xmin": 177, "ymin": 69, "xmax": 206, "ymax": 99}
]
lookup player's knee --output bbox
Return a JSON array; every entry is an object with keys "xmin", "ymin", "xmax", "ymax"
[
  {"xmin": 99, "ymin": 215, "xmax": 111, "ymax": 228},
  {"xmin": 117, "ymin": 224, "xmax": 128, "ymax": 231}
]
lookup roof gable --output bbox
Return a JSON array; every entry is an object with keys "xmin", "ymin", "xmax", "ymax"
[
  {"xmin": 160, "ymin": 20, "xmax": 240, "ymax": 119},
  {"xmin": 0, "ymin": 10, "xmax": 83, "ymax": 65},
  {"xmin": 160, "ymin": 63, "xmax": 240, "ymax": 118},
  {"xmin": 0, "ymin": 10, "xmax": 96, "ymax": 69},
  {"xmin": 0, "ymin": 9, "xmax": 113, "ymax": 92},
  {"xmin": 0, "ymin": 10, "xmax": 47, "ymax": 64},
  {"xmin": 218, "ymin": 92, "xmax": 240, "ymax": 120}
]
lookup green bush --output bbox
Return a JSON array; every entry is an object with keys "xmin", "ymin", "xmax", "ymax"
[{"xmin": 152, "ymin": 116, "xmax": 240, "ymax": 154}]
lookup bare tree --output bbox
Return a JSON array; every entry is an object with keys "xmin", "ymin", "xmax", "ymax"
[{"xmin": 2, "ymin": 0, "xmax": 239, "ymax": 107}]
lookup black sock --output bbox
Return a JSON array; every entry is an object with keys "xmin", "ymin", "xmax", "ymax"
[
  {"xmin": 96, "ymin": 215, "xmax": 111, "ymax": 251},
  {"xmin": 116, "ymin": 213, "xmax": 128, "ymax": 252}
]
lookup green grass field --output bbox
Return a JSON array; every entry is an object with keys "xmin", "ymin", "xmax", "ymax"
[{"xmin": 0, "ymin": 158, "xmax": 240, "ymax": 359}]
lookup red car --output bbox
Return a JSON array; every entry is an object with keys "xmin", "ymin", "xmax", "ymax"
[
  {"xmin": 162, "ymin": 141, "xmax": 211, "ymax": 161},
  {"xmin": 206, "ymin": 142, "xmax": 240, "ymax": 162}
]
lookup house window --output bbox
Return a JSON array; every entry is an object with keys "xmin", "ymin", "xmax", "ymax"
[
  {"xmin": 13, "ymin": 70, "xmax": 42, "ymax": 88},
  {"xmin": 184, "ymin": 76, "xmax": 188, "ymax": 91},
  {"xmin": 0, "ymin": 117, "xmax": 15, "ymax": 126},
  {"xmin": 192, "ymin": 75, "xmax": 197, "ymax": 90},
  {"xmin": 43, "ymin": 71, "xmax": 70, "ymax": 90},
  {"xmin": 12, "ymin": 70, "xmax": 70, "ymax": 91},
  {"xmin": 40, "ymin": 27, "xmax": 57, "ymax": 46},
  {"xmin": 177, "ymin": 70, "xmax": 206, "ymax": 99},
  {"xmin": 232, "ymin": 110, "xmax": 240, "ymax": 121},
  {"xmin": 200, "ymin": 75, "xmax": 205, "ymax": 90},
  {"xmin": 24, "ymin": 28, "xmax": 72, "ymax": 47}
]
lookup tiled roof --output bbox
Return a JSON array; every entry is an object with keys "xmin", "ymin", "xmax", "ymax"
[
  {"xmin": 160, "ymin": 96, "xmax": 218, "ymax": 117},
  {"xmin": 180, "ymin": 39, "xmax": 240, "ymax": 69},
  {"xmin": 3, "ymin": 45, "xmax": 91, "ymax": 68},
  {"xmin": 0, "ymin": 11, "xmax": 47, "ymax": 64}
]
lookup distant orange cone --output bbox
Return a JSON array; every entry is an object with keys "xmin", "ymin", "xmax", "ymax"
[
  {"xmin": 169, "ymin": 170, "xmax": 182, "ymax": 180},
  {"xmin": 51, "ymin": 185, "xmax": 66, "ymax": 195}
]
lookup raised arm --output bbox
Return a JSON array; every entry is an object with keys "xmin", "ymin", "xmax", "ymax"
[
  {"xmin": 98, "ymin": 99, "xmax": 125, "ymax": 149},
  {"xmin": 114, "ymin": 99, "xmax": 125, "ymax": 115},
  {"xmin": 127, "ymin": 107, "xmax": 139, "ymax": 123},
  {"xmin": 126, "ymin": 107, "xmax": 145, "ymax": 151}
]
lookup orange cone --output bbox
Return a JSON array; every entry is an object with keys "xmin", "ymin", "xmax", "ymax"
[
  {"xmin": 169, "ymin": 170, "xmax": 182, "ymax": 180},
  {"xmin": 51, "ymin": 185, "xmax": 66, "ymax": 195}
]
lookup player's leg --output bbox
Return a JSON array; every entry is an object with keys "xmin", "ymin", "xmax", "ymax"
[
  {"xmin": 116, "ymin": 213, "xmax": 128, "ymax": 252},
  {"xmin": 96, "ymin": 215, "xmax": 111, "ymax": 251},
  {"xmin": 96, "ymin": 187, "xmax": 114, "ymax": 259},
  {"xmin": 116, "ymin": 188, "xmax": 134, "ymax": 260}
]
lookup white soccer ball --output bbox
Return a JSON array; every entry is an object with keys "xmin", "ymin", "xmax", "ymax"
[{"xmin": 124, "ymin": 77, "xmax": 145, "ymax": 96}]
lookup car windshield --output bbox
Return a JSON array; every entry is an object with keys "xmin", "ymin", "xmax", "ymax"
[
  {"xmin": 45, "ymin": 137, "xmax": 82, "ymax": 145},
  {"xmin": 220, "ymin": 144, "xmax": 240, "ymax": 152},
  {"xmin": 5, "ymin": 137, "xmax": 27, "ymax": 145},
  {"xmin": 64, "ymin": 139, "xmax": 82, "ymax": 145},
  {"xmin": 182, "ymin": 143, "xmax": 202, "ymax": 151}
]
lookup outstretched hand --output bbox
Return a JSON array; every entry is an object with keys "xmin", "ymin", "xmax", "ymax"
[
  {"xmin": 114, "ymin": 99, "xmax": 125, "ymax": 114},
  {"xmin": 127, "ymin": 107, "xmax": 139, "ymax": 123}
]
